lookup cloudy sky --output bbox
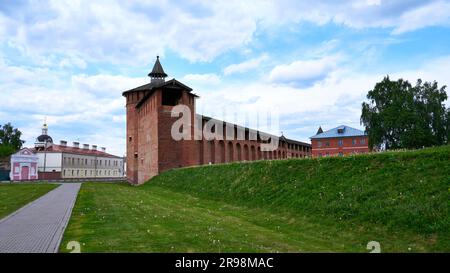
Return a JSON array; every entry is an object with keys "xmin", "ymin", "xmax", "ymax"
[{"xmin": 1, "ymin": 0, "xmax": 450, "ymax": 156}]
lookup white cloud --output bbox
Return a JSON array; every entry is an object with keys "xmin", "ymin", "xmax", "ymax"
[
  {"xmin": 258, "ymin": 0, "xmax": 450, "ymax": 34},
  {"xmin": 59, "ymin": 55, "xmax": 87, "ymax": 69},
  {"xmin": 1, "ymin": 0, "xmax": 450, "ymax": 155},
  {"xmin": 71, "ymin": 74, "xmax": 147, "ymax": 97},
  {"xmin": 392, "ymin": 1, "xmax": 450, "ymax": 34},
  {"xmin": 268, "ymin": 56, "xmax": 340, "ymax": 86},
  {"xmin": 223, "ymin": 54, "xmax": 269, "ymax": 75},
  {"xmin": 1, "ymin": 0, "xmax": 449, "ymax": 66},
  {"xmin": 366, "ymin": 0, "xmax": 382, "ymax": 6},
  {"xmin": 182, "ymin": 73, "xmax": 221, "ymax": 85},
  {"xmin": 2, "ymin": 54, "xmax": 449, "ymax": 155},
  {"xmin": 0, "ymin": 1, "xmax": 259, "ymax": 63},
  {"xmin": 0, "ymin": 59, "xmax": 147, "ymax": 156},
  {"xmin": 196, "ymin": 55, "xmax": 450, "ymax": 142}
]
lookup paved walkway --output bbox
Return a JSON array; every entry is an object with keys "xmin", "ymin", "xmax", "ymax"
[{"xmin": 0, "ymin": 183, "xmax": 81, "ymax": 253}]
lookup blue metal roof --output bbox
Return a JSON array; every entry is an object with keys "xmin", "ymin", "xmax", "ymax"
[{"xmin": 310, "ymin": 125, "xmax": 366, "ymax": 139}]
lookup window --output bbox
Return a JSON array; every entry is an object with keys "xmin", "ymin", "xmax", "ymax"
[
  {"xmin": 129, "ymin": 136, "xmax": 132, "ymax": 142},
  {"xmin": 352, "ymin": 139, "xmax": 356, "ymax": 145},
  {"xmin": 318, "ymin": 141, "xmax": 322, "ymax": 148},
  {"xmin": 318, "ymin": 153, "xmax": 322, "ymax": 157},
  {"xmin": 162, "ymin": 89, "xmax": 182, "ymax": 106},
  {"xmin": 326, "ymin": 152, "xmax": 330, "ymax": 157},
  {"xmin": 325, "ymin": 141, "xmax": 330, "ymax": 147},
  {"xmin": 360, "ymin": 138, "xmax": 366, "ymax": 145},
  {"xmin": 339, "ymin": 152, "xmax": 343, "ymax": 157},
  {"xmin": 338, "ymin": 139, "xmax": 343, "ymax": 147}
]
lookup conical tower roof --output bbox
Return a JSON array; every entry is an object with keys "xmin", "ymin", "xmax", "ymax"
[
  {"xmin": 316, "ymin": 126, "xmax": 323, "ymax": 135},
  {"xmin": 148, "ymin": 56, "xmax": 168, "ymax": 78}
]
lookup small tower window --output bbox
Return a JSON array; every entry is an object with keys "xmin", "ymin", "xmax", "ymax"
[{"xmin": 162, "ymin": 89, "xmax": 182, "ymax": 106}]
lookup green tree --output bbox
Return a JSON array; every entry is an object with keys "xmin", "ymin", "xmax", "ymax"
[
  {"xmin": 361, "ymin": 76, "xmax": 448, "ymax": 150},
  {"xmin": 0, "ymin": 123, "xmax": 25, "ymax": 156},
  {"xmin": 447, "ymin": 107, "xmax": 450, "ymax": 142}
]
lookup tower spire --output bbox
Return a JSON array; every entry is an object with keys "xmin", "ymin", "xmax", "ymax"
[
  {"xmin": 148, "ymin": 56, "xmax": 167, "ymax": 84},
  {"xmin": 316, "ymin": 126, "xmax": 323, "ymax": 135},
  {"xmin": 42, "ymin": 117, "xmax": 48, "ymax": 135}
]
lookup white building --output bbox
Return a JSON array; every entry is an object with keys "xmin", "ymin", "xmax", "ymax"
[{"xmin": 34, "ymin": 123, "xmax": 124, "ymax": 180}]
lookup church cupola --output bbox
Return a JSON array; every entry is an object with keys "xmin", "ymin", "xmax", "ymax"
[
  {"xmin": 35, "ymin": 120, "xmax": 53, "ymax": 149},
  {"xmin": 148, "ymin": 56, "xmax": 167, "ymax": 84}
]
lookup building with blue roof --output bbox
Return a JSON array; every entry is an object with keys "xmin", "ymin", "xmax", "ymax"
[{"xmin": 310, "ymin": 125, "xmax": 369, "ymax": 157}]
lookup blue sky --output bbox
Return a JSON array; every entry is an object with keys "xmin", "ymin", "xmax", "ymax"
[{"xmin": 1, "ymin": 0, "xmax": 450, "ymax": 156}]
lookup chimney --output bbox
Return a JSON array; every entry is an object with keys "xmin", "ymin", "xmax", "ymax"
[
  {"xmin": 73, "ymin": 142, "xmax": 79, "ymax": 148},
  {"xmin": 83, "ymin": 144, "xmax": 89, "ymax": 150},
  {"xmin": 101, "ymin": 147, "xmax": 106, "ymax": 152},
  {"xmin": 92, "ymin": 145, "xmax": 97, "ymax": 151},
  {"xmin": 60, "ymin": 140, "xmax": 67, "ymax": 147}
]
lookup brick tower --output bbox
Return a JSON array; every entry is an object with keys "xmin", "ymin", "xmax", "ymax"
[{"xmin": 122, "ymin": 57, "xmax": 199, "ymax": 184}]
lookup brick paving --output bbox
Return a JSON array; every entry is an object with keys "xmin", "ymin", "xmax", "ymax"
[{"xmin": 0, "ymin": 183, "xmax": 81, "ymax": 253}]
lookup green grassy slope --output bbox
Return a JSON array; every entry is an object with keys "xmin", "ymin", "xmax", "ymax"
[
  {"xmin": 60, "ymin": 146, "xmax": 449, "ymax": 252},
  {"xmin": 61, "ymin": 183, "xmax": 439, "ymax": 252},
  {"xmin": 148, "ymin": 146, "xmax": 450, "ymax": 238},
  {"xmin": 0, "ymin": 183, "xmax": 59, "ymax": 219}
]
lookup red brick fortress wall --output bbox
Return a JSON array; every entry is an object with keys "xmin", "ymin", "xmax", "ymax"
[
  {"xmin": 124, "ymin": 85, "xmax": 312, "ymax": 185},
  {"xmin": 125, "ymin": 90, "xmax": 148, "ymax": 184}
]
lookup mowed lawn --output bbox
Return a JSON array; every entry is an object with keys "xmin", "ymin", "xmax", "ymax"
[
  {"xmin": 0, "ymin": 183, "xmax": 59, "ymax": 219},
  {"xmin": 60, "ymin": 182, "xmax": 441, "ymax": 253}
]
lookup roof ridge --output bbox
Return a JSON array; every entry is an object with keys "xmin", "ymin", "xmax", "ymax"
[
  {"xmin": 310, "ymin": 124, "xmax": 366, "ymax": 139},
  {"xmin": 38, "ymin": 144, "xmax": 122, "ymax": 158}
]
